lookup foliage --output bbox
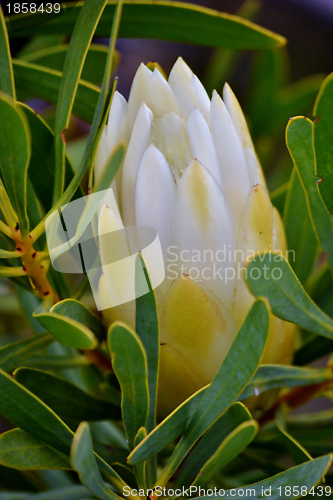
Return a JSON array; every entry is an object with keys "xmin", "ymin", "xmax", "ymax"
[{"xmin": 0, "ymin": 0, "xmax": 333, "ymax": 498}]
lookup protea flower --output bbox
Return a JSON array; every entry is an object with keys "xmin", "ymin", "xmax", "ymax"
[{"xmin": 95, "ymin": 58, "xmax": 295, "ymax": 416}]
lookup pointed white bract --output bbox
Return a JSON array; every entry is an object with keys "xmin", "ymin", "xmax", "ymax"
[{"xmin": 94, "ymin": 57, "xmax": 293, "ymax": 416}]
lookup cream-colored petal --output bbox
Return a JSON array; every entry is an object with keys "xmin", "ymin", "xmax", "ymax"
[
  {"xmin": 170, "ymin": 159, "xmax": 234, "ymax": 309},
  {"xmin": 98, "ymin": 204, "xmax": 140, "ymax": 312},
  {"xmin": 223, "ymin": 83, "xmax": 266, "ymax": 189},
  {"xmin": 168, "ymin": 57, "xmax": 209, "ymax": 119},
  {"xmin": 147, "ymin": 68, "xmax": 180, "ymax": 118},
  {"xmin": 121, "ymin": 103, "xmax": 153, "ymax": 226},
  {"xmin": 106, "ymin": 91, "xmax": 129, "ymax": 147},
  {"xmin": 210, "ymin": 91, "xmax": 251, "ymax": 224},
  {"xmin": 187, "ymin": 108, "xmax": 223, "ymax": 189},
  {"xmin": 190, "ymin": 74, "xmax": 210, "ymax": 118},
  {"xmin": 157, "ymin": 276, "xmax": 237, "ymax": 416},
  {"xmin": 94, "ymin": 127, "xmax": 110, "ymax": 184},
  {"xmin": 98, "ymin": 274, "xmax": 136, "ymax": 329},
  {"xmin": 127, "ymin": 63, "xmax": 152, "ymax": 128},
  {"xmin": 135, "ymin": 145, "xmax": 175, "ymax": 254},
  {"xmin": 232, "ymin": 184, "xmax": 274, "ymax": 327}
]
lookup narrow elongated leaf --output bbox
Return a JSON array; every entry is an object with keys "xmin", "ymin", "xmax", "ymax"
[
  {"xmin": 8, "ymin": 2, "xmax": 285, "ymax": 49},
  {"xmin": 0, "ymin": 183, "xmax": 17, "ymax": 228},
  {"xmin": 135, "ymin": 255, "xmax": 159, "ymax": 432},
  {"xmin": 286, "ymin": 117, "xmax": 333, "ymax": 270},
  {"xmin": 283, "ymin": 168, "xmax": 318, "ymax": 284},
  {"xmin": 276, "ymin": 422, "xmax": 311, "ymax": 465},
  {"xmin": 0, "ymin": 266, "xmax": 26, "ymax": 277},
  {"xmin": 239, "ymin": 364, "xmax": 333, "ymax": 400},
  {"xmin": 294, "ymin": 336, "xmax": 333, "ymax": 365},
  {"xmin": 51, "ymin": 299, "xmax": 104, "ymax": 342},
  {"xmin": 0, "ymin": 95, "xmax": 30, "ymax": 237},
  {"xmin": 53, "ymin": 0, "xmax": 108, "ymax": 201},
  {"xmin": 313, "ymin": 72, "xmax": 333, "ymax": 214},
  {"xmin": 130, "ymin": 299, "xmax": 269, "ymax": 489},
  {"xmin": 0, "ymin": 248, "xmax": 22, "ymax": 258},
  {"xmin": 173, "ymin": 403, "xmax": 251, "ymax": 488},
  {"xmin": 19, "ymin": 103, "xmax": 81, "ymax": 213},
  {"xmin": 30, "ymin": 1, "xmax": 122, "ymax": 242},
  {"xmin": 71, "ymin": 423, "xmax": 121, "ymax": 500},
  {"xmin": 196, "ymin": 455, "xmax": 332, "ymax": 500},
  {"xmin": 13, "ymin": 60, "xmax": 99, "ymax": 123},
  {"xmin": 133, "ymin": 427, "xmax": 147, "ymax": 491},
  {"xmin": 128, "ymin": 387, "xmax": 206, "ymax": 464},
  {"xmin": 246, "ymin": 254, "xmax": 333, "ymax": 339},
  {"xmin": 23, "ymin": 44, "xmax": 118, "ymax": 85},
  {"xmin": 192, "ymin": 420, "xmax": 258, "ymax": 487},
  {"xmin": 0, "ymin": 367, "xmax": 127, "ymax": 491},
  {"xmin": 25, "ymin": 354, "xmax": 91, "ymax": 371},
  {"xmin": 0, "ymin": 486, "xmax": 96, "ymax": 499},
  {"xmin": 0, "ymin": 7, "xmax": 15, "ymax": 98},
  {"xmin": 0, "ymin": 429, "xmax": 70, "ymax": 470},
  {"xmin": 0, "ymin": 333, "xmax": 54, "ymax": 373},
  {"xmin": 14, "ymin": 368, "xmax": 120, "ymax": 421},
  {"xmin": 0, "ymin": 367, "xmax": 74, "ymax": 454},
  {"xmin": 108, "ymin": 322, "xmax": 149, "ymax": 449},
  {"xmin": 34, "ymin": 312, "xmax": 98, "ymax": 349}
]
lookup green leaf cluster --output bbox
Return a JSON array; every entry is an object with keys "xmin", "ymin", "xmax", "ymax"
[{"xmin": 0, "ymin": 0, "xmax": 333, "ymax": 499}]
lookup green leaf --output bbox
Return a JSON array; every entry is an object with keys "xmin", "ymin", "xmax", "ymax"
[
  {"xmin": 13, "ymin": 60, "xmax": 99, "ymax": 124},
  {"xmin": 0, "ymin": 333, "xmax": 54, "ymax": 373},
  {"xmin": 30, "ymin": 0, "xmax": 123, "ymax": 242},
  {"xmin": 135, "ymin": 255, "xmax": 159, "ymax": 432},
  {"xmin": 276, "ymin": 421, "xmax": 311, "ymax": 465},
  {"xmin": 128, "ymin": 387, "xmax": 206, "ymax": 465},
  {"xmin": 0, "ymin": 486, "xmax": 96, "ymax": 499},
  {"xmin": 245, "ymin": 254, "xmax": 333, "ymax": 339},
  {"xmin": 313, "ymin": 72, "xmax": 333, "ymax": 214},
  {"xmin": 192, "ymin": 420, "xmax": 258, "ymax": 487},
  {"xmin": 0, "ymin": 94, "xmax": 30, "ymax": 237},
  {"xmin": 51, "ymin": 299, "xmax": 104, "ymax": 342},
  {"xmin": 14, "ymin": 368, "xmax": 120, "ymax": 421},
  {"xmin": 0, "ymin": 429, "xmax": 70, "ymax": 470},
  {"xmin": 34, "ymin": 312, "xmax": 98, "ymax": 349},
  {"xmin": 286, "ymin": 117, "xmax": 333, "ymax": 270},
  {"xmin": 53, "ymin": 0, "xmax": 109, "ymax": 202},
  {"xmin": 25, "ymin": 354, "xmax": 91, "ymax": 371},
  {"xmin": 283, "ymin": 168, "xmax": 318, "ymax": 284},
  {"xmin": 70, "ymin": 422, "xmax": 121, "ymax": 500},
  {"xmin": 0, "ymin": 367, "xmax": 127, "ymax": 492},
  {"xmin": 23, "ymin": 44, "xmax": 118, "ymax": 85},
  {"xmin": 0, "ymin": 183, "xmax": 18, "ymax": 228},
  {"xmin": 90, "ymin": 142, "xmax": 125, "ymax": 195},
  {"xmin": 0, "ymin": 266, "xmax": 26, "ymax": 277},
  {"xmin": 239, "ymin": 364, "xmax": 333, "ymax": 400},
  {"xmin": 131, "ymin": 299, "xmax": 269, "ymax": 488},
  {"xmin": 203, "ymin": 0, "xmax": 262, "ymax": 94},
  {"xmin": 294, "ymin": 336, "xmax": 333, "ymax": 365},
  {"xmin": 87, "ymin": 0, "xmax": 123, "ymax": 190},
  {"xmin": 19, "ymin": 103, "xmax": 81, "ymax": 213},
  {"xmin": 248, "ymin": 48, "xmax": 288, "ymax": 137},
  {"xmin": 108, "ymin": 322, "xmax": 149, "ymax": 449},
  {"xmin": 173, "ymin": 402, "xmax": 251, "ymax": 488},
  {"xmin": 134, "ymin": 427, "xmax": 147, "ymax": 490},
  {"xmin": 0, "ymin": 7, "xmax": 15, "ymax": 99},
  {"xmin": 195, "ymin": 455, "xmax": 332, "ymax": 500},
  {"xmin": 0, "ymin": 248, "xmax": 22, "ymax": 258},
  {"xmin": 8, "ymin": 2, "xmax": 286, "ymax": 49},
  {"xmin": 0, "ymin": 367, "xmax": 74, "ymax": 455}
]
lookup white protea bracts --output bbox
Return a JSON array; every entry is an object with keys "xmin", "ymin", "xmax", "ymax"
[{"xmin": 95, "ymin": 58, "xmax": 295, "ymax": 416}]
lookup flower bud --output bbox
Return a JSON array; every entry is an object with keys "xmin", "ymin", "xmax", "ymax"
[{"xmin": 95, "ymin": 58, "xmax": 295, "ymax": 417}]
